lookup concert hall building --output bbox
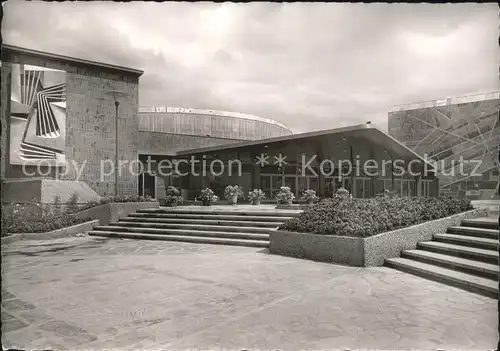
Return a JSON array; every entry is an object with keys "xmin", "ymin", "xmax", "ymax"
[{"xmin": 1, "ymin": 45, "xmax": 438, "ymax": 204}]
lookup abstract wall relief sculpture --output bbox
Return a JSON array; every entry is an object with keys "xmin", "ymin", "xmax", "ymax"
[{"xmin": 9, "ymin": 64, "xmax": 67, "ymax": 165}]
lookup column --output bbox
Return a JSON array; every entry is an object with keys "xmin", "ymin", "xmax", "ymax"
[
  {"xmin": 415, "ymin": 175, "xmax": 421, "ymax": 197},
  {"xmin": 317, "ymin": 143, "xmax": 326, "ymax": 197},
  {"xmin": 350, "ymin": 145, "xmax": 355, "ymax": 196}
]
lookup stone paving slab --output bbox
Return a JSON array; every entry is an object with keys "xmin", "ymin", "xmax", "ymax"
[{"xmin": 1, "ymin": 236, "xmax": 498, "ymax": 350}]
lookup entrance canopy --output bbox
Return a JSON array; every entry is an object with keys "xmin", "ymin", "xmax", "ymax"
[
  {"xmin": 146, "ymin": 123, "xmax": 439, "ymax": 199},
  {"xmin": 175, "ymin": 123, "xmax": 435, "ymax": 170}
]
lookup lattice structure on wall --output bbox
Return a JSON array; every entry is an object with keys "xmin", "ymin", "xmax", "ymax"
[
  {"xmin": 9, "ymin": 64, "xmax": 67, "ymax": 165},
  {"xmin": 389, "ymin": 95, "xmax": 500, "ymax": 195}
]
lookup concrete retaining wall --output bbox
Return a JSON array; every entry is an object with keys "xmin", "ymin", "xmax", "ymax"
[
  {"xmin": 1, "ymin": 220, "xmax": 99, "ymax": 244},
  {"xmin": 270, "ymin": 230, "xmax": 365, "ymax": 266},
  {"xmin": 363, "ymin": 208, "xmax": 488, "ymax": 266},
  {"xmin": 270, "ymin": 209, "xmax": 488, "ymax": 267}
]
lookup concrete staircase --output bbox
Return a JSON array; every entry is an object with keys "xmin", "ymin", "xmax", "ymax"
[
  {"xmin": 385, "ymin": 217, "xmax": 499, "ymax": 299},
  {"xmin": 88, "ymin": 208, "xmax": 298, "ymax": 248}
]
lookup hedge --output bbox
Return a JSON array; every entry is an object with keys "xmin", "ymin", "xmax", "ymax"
[{"xmin": 279, "ymin": 196, "xmax": 473, "ymax": 238}]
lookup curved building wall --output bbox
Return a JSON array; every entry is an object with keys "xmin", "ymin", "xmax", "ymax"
[{"xmin": 138, "ymin": 106, "xmax": 292, "ymax": 141}]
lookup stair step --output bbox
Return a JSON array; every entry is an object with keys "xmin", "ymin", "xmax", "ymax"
[
  {"xmin": 447, "ymin": 226, "xmax": 499, "ymax": 239},
  {"xmin": 117, "ymin": 217, "xmax": 281, "ymax": 228},
  {"xmin": 385, "ymin": 257, "xmax": 498, "ymax": 299},
  {"xmin": 418, "ymin": 241, "xmax": 498, "ymax": 264},
  {"xmin": 108, "ymin": 222, "xmax": 275, "ymax": 234},
  {"xmin": 461, "ymin": 218, "xmax": 499, "ymax": 230},
  {"xmin": 137, "ymin": 209, "xmax": 298, "ymax": 217},
  {"xmin": 128, "ymin": 213, "xmax": 293, "ymax": 222},
  {"xmin": 401, "ymin": 249, "xmax": 499, "ymax": 280},
  {"xmin": 91, "ymin": 226, "xmax": 270, "ymax": 241},
  {"xmin": 88, "ymin": 231, "xmax": 269, "ymax": 248},
  {"xmin": 433, "ymin": 233, "xmax": 498, "ymax": 250}
]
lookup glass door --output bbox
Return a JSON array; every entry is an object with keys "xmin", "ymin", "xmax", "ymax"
[
  {"xmin": 421, "ymin": 180, "xmax": 431, "ymax": 197},
  {"xmin": 298, "ymin": 177, "xmax": 308, "ymax": 197},
  {"xmin": 363, "ymin": 178, "xmax": 373, "ymax": 198},
  {"xmin": 140, "ymin": 172, "xmax": 156, "ymax": 198},
  {"xmin": 284, "ymin": 176, "xmax": 297, "ymax": 197},
  {"xmin": 309, "ymin": 177, "xmax": 319, "ymax": 194},
  {"xmin": 401, "ymin": 180, "xmax": 410, "ymax": 197},
  {"xmin": 271, "ymin": 175, "xmax": 283, "ymax": 199},
  {"xmin": 354, "ymin": 178, "xmax": 372, "ymax": 198},
  {"xmin": 342, "ymin": 178, "xmax": 352, "ymax": 194},
  {"xmin": 260, "ymin": 175, "xmax": 271, "ymax": 199},
  {"xmin": 354, "ymin": 179, "xmax": 363, "ymax": 198}
]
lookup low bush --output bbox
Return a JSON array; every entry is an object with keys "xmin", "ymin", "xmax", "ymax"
[
  {"xmin": 99, "ymin": 195, "xmax": 153, "ymax": 204},
  {"xmin": 2, "ymin": 194, "xmax": 156, "ymax": 236},
  {"xmin": 1, "ymin": 201, "xmax": 92, "ymax": 236},
  {"xmin": 279, "ymin": 196, "xmax": 473, "ymax": 238}
]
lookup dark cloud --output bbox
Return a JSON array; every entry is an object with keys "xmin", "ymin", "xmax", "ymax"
[{"xmin": 2, "ymin": 1, "xmax": 498, "ymax": 133}]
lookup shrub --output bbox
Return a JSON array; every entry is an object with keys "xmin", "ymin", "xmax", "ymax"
[
  {"xmin": 67, "ymin": 192, "xmax": 79, "ymax": 212},
  {"xmin": 1, "ymin": 193, "xmax": 158, "ymax": 237},
  {"xmin": 279, "ymin": 196, "xmax": 473, "ymax": 238},
  {"xmin": 98, "ymin": 195, "xmax": 154, "ymax": 204},
  {"xmin": 1, "ymin": 201, "xmax": 92, "ymax": 236},
  {"xmin": 276, "ymin": 186, "xmax": 295, "ymax": 204},
  {"xmin": 53, "ymin": 195, "xmax": 62, "ymax": 214}
]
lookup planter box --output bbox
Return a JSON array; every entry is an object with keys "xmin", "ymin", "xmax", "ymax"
[
  {"xmin": 71, "ymin": 201, "xmax": 159, "ymax": 226},
  {"xmin": 1, "ymin": 220, "xmax": 99, "ymax": 244},
  {"xmin": 270, "ymin": 209, "xmax": 488, "ymax": 267}
]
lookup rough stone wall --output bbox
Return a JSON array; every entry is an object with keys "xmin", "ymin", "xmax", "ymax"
[{"xmin": 1, "ymin": 49, "xmax": 141, "ymax": 197}]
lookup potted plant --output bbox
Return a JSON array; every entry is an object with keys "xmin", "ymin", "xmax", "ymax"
[
  {"xmin": 333, "ymin": 187, "xmax": 353, "ymax": 200},
  {"xmin": 224, "ymin": 185, "xmax": 244, "ymax": 205},
  {"xmin": 248, "ymin": 189, "xmax": 266, "ymax": 205},
  {"xmin": 164, "ymin": 186, "xmax": 183, "ymax": 207},
  {"xmin": 276, "ymin": 186, "xmax": 295, "ymax": 205},
  {"xmin": 301, "ymin": 189, "xmax": 319, "ymax": 205},
  {"xmin": 199, "ymin": 188, "xmax": 219, "ymax": 206}
]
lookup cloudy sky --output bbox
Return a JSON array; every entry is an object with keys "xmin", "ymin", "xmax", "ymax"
[{"xmin": 2, "ymin": 1, "xmax": 498, "ymax": 133}]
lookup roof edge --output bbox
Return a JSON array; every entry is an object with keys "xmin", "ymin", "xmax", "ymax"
[
  {"xmin": 139, "ymin": 106, "xmax": 292, "ymax": 132},
  {"xmin": 389, "ymin": 91, "xmax": 500, "ymax": 112},
  {"xmin": 174, "ymin": 123, "xmax": 373, "ymax": 156},
  {"xmin": 1, "ymin": 44, "xmax": 144, "ymax": 76},
  {"xmin": 370, "ymin": 125, "xmax": 435, "ymax": 168},
  {"xmin": 174, "ymin": 122, "xmax": 436, "ymax": 169}
]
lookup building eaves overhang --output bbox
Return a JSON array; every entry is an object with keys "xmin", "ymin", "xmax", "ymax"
[
  {"xmin": 174, "ymin": 123, "xmax": 436, "ymax": 169},
  {"xmin": 1, "ymin": 44, "xmax": 144, "ymax": 76}
]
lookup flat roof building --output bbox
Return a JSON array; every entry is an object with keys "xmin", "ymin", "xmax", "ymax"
[{"xmin": 143, "ymin": 123, "xmax": 438, "ymax": 201}]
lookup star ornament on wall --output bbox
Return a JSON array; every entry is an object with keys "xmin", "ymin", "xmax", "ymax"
[
  {"xmin": 255, "ymin": 154, "xmax": 269, "ymax": 167},
  {"xmin": 273, "ymin": 153, "xmax": 288, "ymax": 167}
]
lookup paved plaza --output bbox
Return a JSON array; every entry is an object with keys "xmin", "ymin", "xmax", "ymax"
[{"xmin": 1, "ymin": 235, "xmax": 498, "ymax": 350}]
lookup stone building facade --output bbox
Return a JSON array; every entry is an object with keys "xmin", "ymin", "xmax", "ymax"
[{"xmin": 1, "ymin": 45, "xmax": 143, "ymax": 198}]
